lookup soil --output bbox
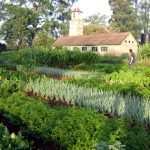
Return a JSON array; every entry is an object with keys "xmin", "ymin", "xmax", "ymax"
[
  {"xmin": 0, "ymin": 115, "xmax": 21, "ymax": 133},
  {"xmin": 22, "ymin": 90, "xmax": 73, "ymax": 108}
]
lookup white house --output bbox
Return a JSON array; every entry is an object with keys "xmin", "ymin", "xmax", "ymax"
[{"xmin": 53, "ymin": 7, "xmax": 138, "ymax": 56}]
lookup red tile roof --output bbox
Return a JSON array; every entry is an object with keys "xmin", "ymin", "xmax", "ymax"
[
  {"xmin": 71, "ymin": 8, "xmax": 83, "ymax": 13},
  {"xmin": 53, "ymin": 32, "xmax": 130, "ymax": 46}
]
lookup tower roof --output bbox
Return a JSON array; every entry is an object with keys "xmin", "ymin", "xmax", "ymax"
[{"xmin": 71, "ymin": 7, "xmax": 83, "ymax": 13}]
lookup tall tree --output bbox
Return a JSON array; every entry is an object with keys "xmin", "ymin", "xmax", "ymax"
[
  {"xmin": 0, "ymin": 5, "xmax": 38, "ymax": 50},
  {"xmin": 109, "ymin": 0, "xmax": 142, "ymax": 39},
  {"xmin": 0, "ymin": 0, "xmax": 75, "ymax": 50},
  {"xmin": 138, "ymin": 1, "xmax": 150, "ymax": 33}
]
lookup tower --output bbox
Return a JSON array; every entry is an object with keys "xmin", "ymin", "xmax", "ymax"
[{"xmin": 69, "ymin": 7, "xmax": 83, "ymax": 36}]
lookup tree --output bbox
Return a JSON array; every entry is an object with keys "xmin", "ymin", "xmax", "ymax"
[
  {"xmin": 0, "ymin": 0, "xmax": 75, "ymax": 50},
  {"xmin": 83, "ymin": 13, "xmax": 109, "ymax": 35},
  {"xmin": 140, "ymin": 44, "xmax": 150, "ymax": 59},
  {"xmin": 84, "ymin": 24, "xmax": 109, "ymax": 35},
  {"xmin": 138, "ymin": 1, "xmax": 150, "ymax": 33},
  {"xmin": 109, "ymin": 0, "xmax": 142, "ymax": 39},
  {"xmin": 0, "ymin": 6, "xmax": 38, "ymax": 50},
  {"xmin": 84, "ymin": 13, "xmax": 107, "ymax": 25},
  {"xmin": 32, "ymin": 31, "xmax": 55, "ymax": 48}
]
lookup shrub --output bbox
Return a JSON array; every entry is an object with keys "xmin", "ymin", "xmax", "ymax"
[
  {"xmin": 140, "ymin": 44, "xmax": 150, "ymax": 59},
  {"xmin": 0, "ymin": 47, "xmax": 100, "ymax": 68}
]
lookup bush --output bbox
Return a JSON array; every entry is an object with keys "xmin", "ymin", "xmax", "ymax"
[
  {"xmin": 98, "ymin": 55, "xmax": 125, "ymax": 64},
  {"xmin": 0, "ymin": 47, "xmax": 100, "ymax": 68},
  {"xmin": 140, "ymin": 44, "xmax": 150, "ymax": 59}
]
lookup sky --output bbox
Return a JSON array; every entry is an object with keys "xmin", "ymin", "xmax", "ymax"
[{"xmin": 72, "ymin": 0, "xmax": 112, "ymax": 19}]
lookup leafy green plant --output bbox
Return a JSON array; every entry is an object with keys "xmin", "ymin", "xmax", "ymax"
[
  {"xmin": 68, "ymin": 68, "xmax": 150, "ymax": 98},
  {"xmin": 0, "ymin": 123, "xmax": 30, "ymax": 149},
  {"xmin": 0, "ymin": 80, "xmax": 19, "ymax": 98},
  {"xmin": 96, "ymin": 141, "xmax": 126, "ymax": 150}
]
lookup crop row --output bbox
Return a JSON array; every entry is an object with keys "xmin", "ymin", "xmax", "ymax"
[
  {"xmin": 36, "ymin": 66, "xmax": 98, "ymax": 78},
  {"xmin": 0, "ymin": 91, "xmax": 149, "ymax": 149},
  {"xmin": 0, "ymin": 47, "xmax": 100, "ymax": 68},
  {"xmin": 68, "ymin": 69, "xmax": 150, "ymax": 98},
  {"xmin": 25, "ymin": 77, "xmax": 150, "ymax": 125}
]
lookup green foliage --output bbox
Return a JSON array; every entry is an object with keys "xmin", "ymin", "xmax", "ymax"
[
  {"xmin": 0, "ymin": 47, "xmax": 126, "ymax": 70},
  {"xmin": 109, "ymin": 0, "xmax": 142, "ymax": 39},
  {"xmin": 0, "ymin": 47, "xmax": 100, "ymax": 68},
  {"xmin": 96, "ymin": 141, "xmax": 125, "ymax": 150},
  {"xmin": 32, "ymin": 31, "xmax": 55, "ymax": 48},
  {"xmin": 0, "ymin": 123, "xmax": 30, "ymax": 149},
  {"xmin": 0, "ymin": 92, "xmax": 149, "ymax": 150},
  {"xmin": 99, "ymin": 55, "xmax": 126, "ymax": 64},
  {"xmin": 25, "ymin": 76, "xmax": 150, "ymax": 125},
  {"xmin": 0, "ymin": 80, "xmax": 19, "ymax": 99},
  {"xmin": 36, "ymin": 66, "xmax": 97, "ymax": 78},
  {"xmin": 84, "ymin": 23, "xmax": 108, "ymax": 35},
  {"xmin": 0, "ymin": 6, "xmax": 38, "ymax": 50},
  {"xmin": 138, "ymin": 1, "xmax": 150, "ymax": 33},
  {"xmin": 68, "ymin": 69, "xmax": 150, "ymax": 98},
  {"xmin": 84, "ymin": 13, "xmax": 107, "ymax": 25},
  {"xmin": 140, "ymin": 44, "xmax": 150, "ymax": 59},
  {"xmin": 103, "ymin": 70, "xmax": 150, "ymax": 97},
  {"xmin": 0, "ymin": 67, "xmax": 38, "ymax": 89},
  {"xmin": 0, "ymin": 0, "xmax": 76, "ymax": 47},
  {"xmin": 73, "ymin": 63, "xmax": 122, "ymax": 73}
]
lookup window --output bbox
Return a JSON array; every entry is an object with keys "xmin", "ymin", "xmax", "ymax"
[
  {"xmin": 129, "ymin": 41, "xmax": 130, "ymax": 43},
  {"xmin": 125, "ymin": 40, "xmax": 127, "ymax": 43},
  {"xmin": 132, "ymin": 41, "xmax": 134, "ymax": 43},
  {"xmin": 101, "ymin": 47, "xmax": 108, "ymax": 52},
  {"xmin": 92, "ymin": 47, "xmax": 98, "ymax": 52},
  {"xmin": 82, "ymin": 47, "xmax": 87, "ymax": 51}
]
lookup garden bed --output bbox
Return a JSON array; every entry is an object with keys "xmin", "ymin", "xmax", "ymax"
[{"xmin": 0, "ymin": 114, "xmax": 58, "ymax": 150}]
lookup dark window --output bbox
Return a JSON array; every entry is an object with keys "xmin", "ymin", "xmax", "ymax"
[
  {"xmin": 92, "ymin": 47, "xmax": 98, "ymax": 52},
  {"xmin": 82, "ymin": 47, "xmax": 87, "ymax": 51},
  {"xmin": 101, "ymin": 47, "xmax": 108, "ymax": 52},
  {"xmin": 132, "ymin": 41, "xmax": 134, "ymax": 43},
  {"xmin": 125, "ymin": 40, "xmax": 127, "ymax": 43},
  {"xmin": 129, "ymin": 41, "xmax": 130, "ymax": 43}
]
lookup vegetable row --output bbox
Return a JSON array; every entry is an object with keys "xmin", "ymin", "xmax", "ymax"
[
  {"xmin": 25, "ymin": 77, "xmax": 150, "ymax": 125},
  {"xmin": 0, "ymin": 91, "xmax": 149, "ymax": 150}
]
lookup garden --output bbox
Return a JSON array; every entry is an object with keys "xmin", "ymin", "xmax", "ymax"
[{"xmin": 0, "ymin": 47, "xmax": 150, "ymax": 150}]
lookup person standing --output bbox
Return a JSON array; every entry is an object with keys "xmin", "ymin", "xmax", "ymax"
[{"xmin": 129, "ymin": 49, "xmax": 135, "ymax": 70}]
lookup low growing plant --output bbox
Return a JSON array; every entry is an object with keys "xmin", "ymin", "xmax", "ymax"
[{"xmin": 0, "ymin": 123, "xmax": 30, "ymax": 149}]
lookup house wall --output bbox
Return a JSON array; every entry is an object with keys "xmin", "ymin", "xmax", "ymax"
[
  {"xmin": 63, "ymin": 34, "xmax": 138, "ymax": 56},
  {"xmin": 121, "ymin": 33, "xmax": 138, "ymax": 54}
]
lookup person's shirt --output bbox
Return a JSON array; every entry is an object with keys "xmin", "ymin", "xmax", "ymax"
[{"xmin": 130, "ymin": 52, "xmax": 135, "ymax": 64}]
